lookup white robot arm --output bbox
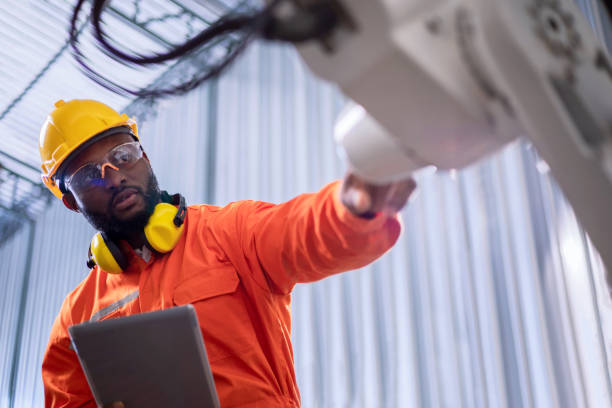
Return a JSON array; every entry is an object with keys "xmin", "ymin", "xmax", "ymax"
[{"xmin": 275, "ymin": 0, "xmax": 612, "ymax": 287}]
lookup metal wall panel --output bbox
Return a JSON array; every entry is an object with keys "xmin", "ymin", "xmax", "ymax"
[
  {"xmin": 0, "ymin": 225, "xmax": 29, "ymax": 408},
  {"xmin": 10, "ymin": 205, "xmax": 94, "ymax": 408}
]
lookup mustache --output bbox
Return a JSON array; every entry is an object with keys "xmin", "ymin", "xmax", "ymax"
[{"xmin": 108, "ymin": 186, "xmax": 145, "ymax": 211}]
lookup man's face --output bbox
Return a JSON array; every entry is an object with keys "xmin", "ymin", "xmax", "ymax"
[{"xmin": 61, "ymin": 133, "xmax": 161, "ymax": 239}]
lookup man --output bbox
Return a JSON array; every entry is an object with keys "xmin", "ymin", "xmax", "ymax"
[{"xmin": 40, "ymin": 99, "xmax": 416, "ymax": 407}]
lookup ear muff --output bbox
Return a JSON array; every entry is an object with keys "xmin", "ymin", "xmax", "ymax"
[
  {"xmin": 144, "ymin": 194, "xmax": 186, "ymax": 253},
  {"xmin": 86, "ymin": 193, "xmax": 186, "ymax": 273},
  {"xmin": 88, "ymin": 232, "xmax": 128, "ymax": 274}
]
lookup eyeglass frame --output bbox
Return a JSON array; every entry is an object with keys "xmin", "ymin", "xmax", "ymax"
[{"xmin": 59, "ymin": 141, "xmax": 145, "ymax": 194}]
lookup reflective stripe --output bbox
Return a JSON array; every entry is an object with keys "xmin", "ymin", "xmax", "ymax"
[{"xmin": 90, "ymin": 290, "xmax": 139, "ymax": 322}]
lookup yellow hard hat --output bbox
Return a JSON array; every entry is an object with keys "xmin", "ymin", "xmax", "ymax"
[{"xmin": 39, "ymin": 99, "xmax": 139, "ymax": 199}]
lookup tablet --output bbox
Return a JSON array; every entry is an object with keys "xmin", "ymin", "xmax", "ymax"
[{"xmin": 68, "ymin": 305, "xmax": 220, "ymax": 408}]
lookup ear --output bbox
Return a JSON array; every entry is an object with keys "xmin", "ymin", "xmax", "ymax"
[{"xmin": 62, "ymin": 193, "xmax": 79, "ymax": 212}]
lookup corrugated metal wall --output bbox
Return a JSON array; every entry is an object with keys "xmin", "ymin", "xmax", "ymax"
[
  {"xmin": 2, "ymin": 2, "xmax": 612, "ymax": 406},
  {"xmin": 0, "ymin": 224, "xmax": 29, "ymax": 408}
]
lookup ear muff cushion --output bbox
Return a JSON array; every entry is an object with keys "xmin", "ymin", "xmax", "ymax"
[
  {"xmin": 144, "ymin": 203, "xmax": 185, "ymax": 253},
  {"xmin": 90, "ymin": 232, "xmax": 128, "ymax": 274}
]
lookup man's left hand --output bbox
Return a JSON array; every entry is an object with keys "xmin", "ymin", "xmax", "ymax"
[{"xmin": 340, "ymin": 172, "xmax": 417, "ymax": 218}]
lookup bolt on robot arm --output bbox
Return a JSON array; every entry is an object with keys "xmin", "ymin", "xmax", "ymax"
[{"xmin": 270, "ymin": 0, "xmax": 612, "ymax": 290}]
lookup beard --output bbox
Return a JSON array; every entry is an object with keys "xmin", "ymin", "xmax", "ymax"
[{"xmin": 82, "ymin": 172, "xmax": 162, "ymax": 240}]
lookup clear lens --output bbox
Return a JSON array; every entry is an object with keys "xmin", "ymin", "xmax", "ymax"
[
  {"xmin": 65, "ymin": 142, "xmax": 143, "ymax": 193},
  {"xmin": 70, "ymin": 164, "xmax": 102, "ymax": 192},
  {"xmin": 108, "ymin": 142, "xmax": 142, "ymax": 167}
]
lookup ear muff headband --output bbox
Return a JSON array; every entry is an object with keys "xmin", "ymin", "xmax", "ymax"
[
  {"xmin": 87, "ymin": 192, "xmax": 186, "ymax": 273},
  {"xmin": 173, "ymin": 194, "xmax": 186, "ymax": 226}
]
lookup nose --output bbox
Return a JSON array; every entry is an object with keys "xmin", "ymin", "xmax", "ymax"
[{"xmin": 101, "ymin": 163, "xmax": 126, "ymax": 189}]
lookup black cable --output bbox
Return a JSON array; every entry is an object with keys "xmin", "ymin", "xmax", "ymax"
[
  {"xmin": 90, "ymin": 1, "xmax": 259, "ymax": 65},
  {"xmin": 69, "ymin": 0, "xmax": 278, "ymax": 97},
  {"xmin": 69, "ymin": 0, "xmax": 340, "ymax": 98}
]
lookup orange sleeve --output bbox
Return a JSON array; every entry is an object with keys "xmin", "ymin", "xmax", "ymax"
[
  {"xmin": 232, "ymin": 181, "xmax": 402, "ymax": 294},
  {"xmin": 42, "ymin": 309, "xmax": 96, "ymax": 407}
]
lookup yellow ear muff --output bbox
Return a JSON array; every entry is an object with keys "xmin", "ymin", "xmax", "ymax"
[
  {"xmin": 86, "ymin": 193, "xmax": 186, "ymax": 273},
  {"xmin": 89, "ymin": 232, "xmax": 127, "ymax": 274},
  {"xmin": 144, "ymin": 202, "xmax": 185, "ymax": 253}
]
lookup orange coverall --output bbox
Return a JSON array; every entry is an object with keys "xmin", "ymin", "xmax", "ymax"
[{"xmin": 42, "ymin": 182, "xmax": 401, "ymax": 407}]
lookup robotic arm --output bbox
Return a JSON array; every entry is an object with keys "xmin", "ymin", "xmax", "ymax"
[
  {"xmin": 75, "ymin": 0, "xmax": 612, "ymax": 289},
  {"xmin": 275, "ymin": 0, "xmax": 612, "ymax": 289}
]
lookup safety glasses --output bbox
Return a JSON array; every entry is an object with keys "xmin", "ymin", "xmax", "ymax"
[{"xmin": 64, "ymin": 142, "xmax": 143, "ymax": 194}]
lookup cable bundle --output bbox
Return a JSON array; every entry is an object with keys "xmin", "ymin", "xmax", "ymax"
[{"xmin": 69, "ymin": 0, "xmax": 340, "ymax": 98}]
